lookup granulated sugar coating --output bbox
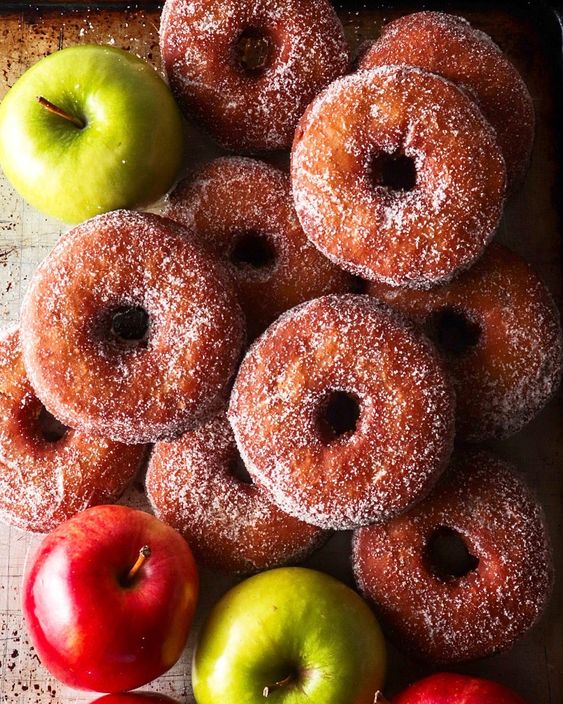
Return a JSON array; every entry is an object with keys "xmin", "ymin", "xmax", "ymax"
[
  {"xmin": 0, "ymin": 327, "xmax": 145, "ymax": 533},
  {"xmin": 291, "ymin": 65, "xmax": 506, "ymax": 289},
  {"xmin": 165, "ymin": 157, "xmax": 353, "ymax": 338},
  {"xmin": 20, "ymin": 210, "xmax": 245, "ymax": 445},
  {"xmin": 368, "ymin": 243, "xmax": 563, "ymax": 442},
  {"xmin": 360, "ymin": 11, "xmax": 535, "ymax": 189},
  {"xmin": 159, "ymin": 0, "xmax": 349, "ymax": 151},
  {"xmin": 352, "ymin": 449, "xmax": 554, "ymax": 663},
  {"xmin": 228, "ymin": 294, "xmax": 455, "ymax": 530},
  {"xmin": 146, "ymin": 412, "xmax": 327, "ymax": 575}
]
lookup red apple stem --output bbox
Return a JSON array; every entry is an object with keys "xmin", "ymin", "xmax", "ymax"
[
  {"xmin": 36, "ymin": 96, "xmax": 85, "ymax": 129},
  {"xmin": 374, "ymin": 692, "xmax": 391, "ymax": 704},
  {"xmin": 126, "ymin": 545, "xmax": 151, "ymax": 582},
  {"xmin": 262, "ymin": 674, "xmax": 294, "ymax": 698}
]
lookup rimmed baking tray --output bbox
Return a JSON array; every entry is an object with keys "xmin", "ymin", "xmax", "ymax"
[{"xmin": 0, "ymin": 1, "xmax": 561, "ymax": 702}]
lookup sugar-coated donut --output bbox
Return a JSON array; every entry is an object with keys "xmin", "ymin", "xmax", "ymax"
[
  {"xmin": 165, "ymin": 157, "xmax": 353, "ymax": 338},
  {"xmin": 146, "ymin": 412, "xmax": 327, "ymax": 574},
  {"xmin": 160, "ymin": 0, "xmax": 349, "ymax": 151},
  {"xmin": 367, "ymin": 244, "xmax": 562, "ymax": 441},
  {"xmin": 291, "ymin": 65, "xmax": 506, "ymax": 289},
  {"xmin": 20, "ymin": 211, "xmax": 245, "ymax": 444},
  {"xmin": 229, "ymin": 295, "xmax": 455, "ymax": 530},
  {"xmin": 352, "ymin": 449, "xmax": 553, "ymax": 663},
  {"xmin": 360, "ymin": 11, "xmax": 534, "ymax": 188},
  {"xmin": 0, "ymin": 327, "xmax": 145, "ymax": 533}
]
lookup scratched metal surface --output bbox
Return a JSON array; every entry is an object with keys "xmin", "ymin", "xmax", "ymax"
[{"xmin": 0, "ymin": 2, "xmax": 561, "ymax": 703}]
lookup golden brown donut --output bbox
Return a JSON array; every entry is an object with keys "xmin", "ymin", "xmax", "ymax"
[
  {"xmin": 352, "ymin": 449, "xmax": 553, "ymax": 663},
  {"xmin": 367, "ymin": 244, "xmax": 562, "ymax": 441},
  {"xmin": 146, "ymin": 412, "xmax": 327, "ymax": 574},
  {"xmin": 229, "ymin": 295, "xmax": 455, "ymax": 530},
  {"xmin": 360, "ymin": 11, "xmax": 534, "ymax": 188},
  {"xmin": 291, "ymin": 65, "xmax": 506, "ymax": 289},
  {"xmin": 0, "ymin": 327, "xmax": 145, "ymax": 533},
  {"xmin": 20, "ymin": 211, "xmax": 245, "ymax": 444},
  {"xmin": 160, "ymin": 0, "xmax": 349, "ymax": 151},
  {"xmin": 165, "ymin": 157, "xmax": 353, "ymax": 338}
]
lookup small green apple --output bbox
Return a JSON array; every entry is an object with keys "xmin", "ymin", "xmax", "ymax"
[
  {"xmin": 0, "ymin": 44, "xmax": 184, "ymax": 223},
  {"xmin": 193, "ymin": 567, "xmax": 386, "ymax": 704}
]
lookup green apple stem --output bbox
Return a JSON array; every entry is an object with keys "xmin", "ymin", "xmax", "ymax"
[
  {"xmin": 375, "ymin": 692, "xmax": 391, "ymax": 704},
  {"xmin": 126, "ymin": 545, "xmax": 151, "ymax": 582},
  {"xmin": 262, "ymin": 674, "xmax": 294, "ymax": 698},
  {"xmin": 36, "ymin": 96, "xmax": 85, "ymax": 129}
]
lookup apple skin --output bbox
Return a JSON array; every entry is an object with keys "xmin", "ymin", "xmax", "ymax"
[
  {"xmin": 0, "ymin": 44, "xmax": 184, "ymax": 223},
  {"xmin": 22, "ymin": 505, "xmax": 198, "ymax": 693},
  {"xmin": 192, "ymin": 567, "xmax": 386, "ymax": 704},
  {"xmin": 393, "ymin": 673, "xmax": 528, "ymax": 704},
  {"xmin": 92, "ymin": 695, "xmax": 179, "ymax": 703},
  {"xmin": 92, "ymin": 694, "xmax": 179, "ymax": 703}
]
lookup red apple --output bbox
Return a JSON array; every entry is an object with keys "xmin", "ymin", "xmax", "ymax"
[
  {"xmin": 23, "ymin": 505, "xmax": 198, "ymax": 692},
  {"xmin": 393, "ymin": 673, "xmax": 527, "ymax": 703},
  {"xmin": 92, "ymin": 695, "xmax": 179, "ymax": 703},
  {"xmin": 93, "ymin": 695, "xmax": 179, "ymax": 703}
]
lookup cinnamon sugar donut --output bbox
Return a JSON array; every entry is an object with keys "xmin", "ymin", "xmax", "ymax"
[
  {"xmin": 146, "ymin": 413, "xmax": 327, "ymax": 574},
  {"xmin": 229, "ymin": 295, "xmax": 455, "ymax": 530},
  {"xmin": 165, "ymin": 157, "xmax": 353, "ymax": 338},
  {"xmin": 160, "ymin": 0, "xmax": 349, "ymax": 151},
  {"xmin": 360, "ymin": 12, "xmax": 534, "ymax": 188},
  {"xmin": 20, "ymin": 211, "xmax": 245, "ymax": 444},
  {"xmin": 291, "ymin": 65, "xmax": 506, "ymax": 288},
  {"xmin": 367, "ymin": 244, "xmax": 562, "ymax": 441},
  {"xmin": 0, "ymin": 327, "xmax": 145, "ymax": 533},
  {"xmin": 352, "ymin": 449, "xmax": 553, "ymax": 663}
]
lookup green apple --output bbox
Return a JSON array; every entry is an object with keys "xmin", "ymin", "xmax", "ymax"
[
  {"xmin": 0, "ymin": 44, "xmax": 184, "ymax": 223},
  {"xmin": 193, "ymin": 567, "xmax": 386, "ymax": 704}
]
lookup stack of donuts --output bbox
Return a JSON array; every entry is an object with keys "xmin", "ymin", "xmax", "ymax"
[{"xmin": 1, "ymin": 1, "xmax": 561, "ymax": 668}]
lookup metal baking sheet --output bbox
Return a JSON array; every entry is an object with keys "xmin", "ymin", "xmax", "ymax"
[{"xmin": 0, "ymin": 1, "xmax": 561, "ymax": 702}]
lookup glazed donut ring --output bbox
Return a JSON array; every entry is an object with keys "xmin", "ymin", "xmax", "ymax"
[
  {"xmin": 20, "ymin": 211, "xmax": 245, "ymax": 444},
  {"xmin": 367, "ymin": 244, "xmax": 563, "ymax": 441},
  {"xmin": 352, "ymin": 449, "xmax": 553, "ymax": 663},
  {"xmin": 291, "ymin": 65, "xmax": 506, "ymax": 288},
  {"xmin": 0, "ymin": 327, "xmax": 145, "ymax": 533},
  {"xmin": 160, "ymin": 0, "xmax": 349, "ymax": 151},
  {"xmin": 360, "ymin": 11, "xmax": 535, "ymax": 188},
  {"xmin": 229, "ymin": 295, "xmax": 455, "ymax": 530},
  {"xmin": 165, "ymin": 157, "xmax": 353, "ymax": 338},
  {"xmin": 146, "ymin": 413, "xmax": 327, "ymax": 574}
]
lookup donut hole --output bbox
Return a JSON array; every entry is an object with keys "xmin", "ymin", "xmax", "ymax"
[
  {"xmin": 230, "ymin": 231, "xmax": 277, "ymax": 272},
  {"xmin": 350, "ymin": 276, "xmax": 370, "ymax": 294},
  {"xmin": 109, "ymin": 305, "xmax": 150, "ymax": 349},
  {"xmin": 233, "ymin": 27, "xmax": 274, "ymax": 75},
  {"xmin": 370, "ymin": 151, "xmax": 417, "ymax": 192},
  {"xmin": 36, "ymin": 406, "xmax": 68, "ymax": 443},
  {"xmin": 317, "ymin": 390, "xmax": 361, "ymax": 443},
  {"xmin": 424, "ymin": 527, "xmax": 479, "ymax": 582},
  {"xmin": 429, "ymin": 307, "xmax": 481, "ymax": 357},
  {"xmin": 229, "ymin": 454, "xmax": 254, "ymax": 485}
]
